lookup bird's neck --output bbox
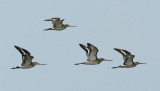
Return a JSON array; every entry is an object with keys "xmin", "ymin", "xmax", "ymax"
[{"xmin": 97, "ymin": 59, "xmax": 103, "ymax": 64}]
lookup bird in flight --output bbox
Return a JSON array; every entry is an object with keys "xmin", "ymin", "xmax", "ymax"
[
  {"xmin": 112, "ymin": 48, "xmax": 145, "ymax": 69},
  {"xmin": 11, "ymin": 46, "xmax": 46, "ymax": 69},
  {"xmin": 75, "ymin": 43, "xmax": 113, "ymax": 65},
  {"xmin": 44, "ymin": 17, "xmax": 76, "ymax": 31}
]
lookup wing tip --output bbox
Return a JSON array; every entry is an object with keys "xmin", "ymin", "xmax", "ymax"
[
  {"xmin": 114, "ymin": 48, "xmax": 121, "ymax": 51},
  {"xmin": 14, "ymin": 45, "xmax": 20, "ymax": 49},
  {"xmin": 87, "ymin": 43, "xmax": 91, "ymax": 46},
  {"xmin": 79, "ymin": 44, "xmax": 83, "ymax": 46},
  {"xmin": 114, "ymin": 48, "xmax": 119, "ymax": 50}
]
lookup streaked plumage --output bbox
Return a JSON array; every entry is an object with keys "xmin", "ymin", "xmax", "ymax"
[
  {"xmin": 11, "ymin": 46, "xmax": 46, "ymax": 69},
  {"xmin": 75, "ymin": 43, "xmax": 113, "ymax": 65},
  {"xmin": 112, "ymin": 48, "xmax": 145, "ymax": 69}
]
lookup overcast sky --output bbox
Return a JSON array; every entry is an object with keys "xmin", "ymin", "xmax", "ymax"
[{"xmin": 0, "ymin": 0, "xmax": 160, "ymax": 91}]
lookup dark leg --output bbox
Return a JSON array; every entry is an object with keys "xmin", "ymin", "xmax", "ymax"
[{"xmin": 74, "ymin": 62, "xmax": 85, "ymax": 65}]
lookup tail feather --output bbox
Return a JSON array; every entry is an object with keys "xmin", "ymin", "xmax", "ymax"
[{"xmin": 11, "ymin": 66, "xmax": 20, "ymax": 69}]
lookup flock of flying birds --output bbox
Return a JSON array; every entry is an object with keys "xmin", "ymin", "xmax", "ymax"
[{"xmin": 11, "ymin": 17, "xmax": 146, "ymax": 69}]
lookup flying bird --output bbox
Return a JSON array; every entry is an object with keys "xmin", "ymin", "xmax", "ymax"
[
  {"xmin": 75, "ymin": 43, "xmax": 113, "ymax": 65},
  {"xmin": 11, "ymin": 46, "xmax": 46, "ymax": 69},
  {"xmin": 112, "ymin": 48, "xmax": 145, "ymax": 69},
  {"xmin": 44, "ymin": 17, "xmax": 76, "ymax": 31}
]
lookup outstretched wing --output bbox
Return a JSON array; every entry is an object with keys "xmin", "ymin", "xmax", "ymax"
[
  {"xmin": 14, "ymin": 46, "xmax": 30, "ymax": 56},
  {"xmin": 52, "ymin": 18, "xmax": 60, "ymax": 27},
  {"xmin": 123, "ymin": 55, "xmax": 134, "ymax": 65},
  {"xmin": 122, "ymin": 49, "xmax": 131, "ymax": 55},
  {"xmin": 79, "ymin": 44, "xmax": 89, "ymax": 59},
  {"xmin": 114, "ymin": 48, "xmax": 127, "ymax": 56},
  {"xmin": 44, "ymin": 18, "xmax": 61, "ymax": 28},
  {"xmin": 121, "ymin": 49, "xmax": 133, "ymax": 65},
  {"xmin": 54, "ymin": 19, "xmax": 64, "ymax": 28},
  {"xmin": 14, "ymin": 46, "xmax": 34, "ymax": 66},
  {"xmin": 87, "ymin": 43, "xmax": 98, "ymax": 61},
  {"xmin": 114, "ymin": 48, "xmax": 134, "ymax": 65}
]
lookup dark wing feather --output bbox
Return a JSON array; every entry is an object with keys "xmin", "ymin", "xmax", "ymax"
[
  {"xmin": 122, "ymin": 49, "xmax": 131, "ymax": 55},
  {"xmin": 114, "ymin": 48, "xmax": 126, "ymax": 56},
  {"xmin": 14, "ymin": 46, "xmax": 33, "ymax": 66},
  {"xmin": 79, "ymin": 44, "xmax": 89, "ymax": 60},
  {"xmin": 121, "ymin": 49, "xmax": 133, "ymax": 65},
  {"xmin": 114, "ymin": 48, "xmax": 134, "ymax": 65},
  {"xmin": 79, "ymin": 44, "xmax": 88, "ymax": 55},
  {"xmin": 87, "ymin": 43, "xmax": 98, "ymax": 61},
  {"xmin": 22, "ymin": 49, "xmax": 30, "ymax": 56},
  {"xmin": 14, "ymin": 46, "xmax": 25, "ymax": 56}
]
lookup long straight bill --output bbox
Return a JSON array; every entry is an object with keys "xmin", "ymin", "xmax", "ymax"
[{"xmin": 69, "ymin": 25, "xmax": 77, "ymax": 27}]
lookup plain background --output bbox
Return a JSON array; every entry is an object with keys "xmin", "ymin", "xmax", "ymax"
[{"xmin": 0, "ymin": 0, "xmax": 160, "ymax": 91}]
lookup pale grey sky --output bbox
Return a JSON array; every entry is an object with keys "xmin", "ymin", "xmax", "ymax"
[{"xmin": 0, "ymin": 0, "xmax": 160, "ymax": 91}]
